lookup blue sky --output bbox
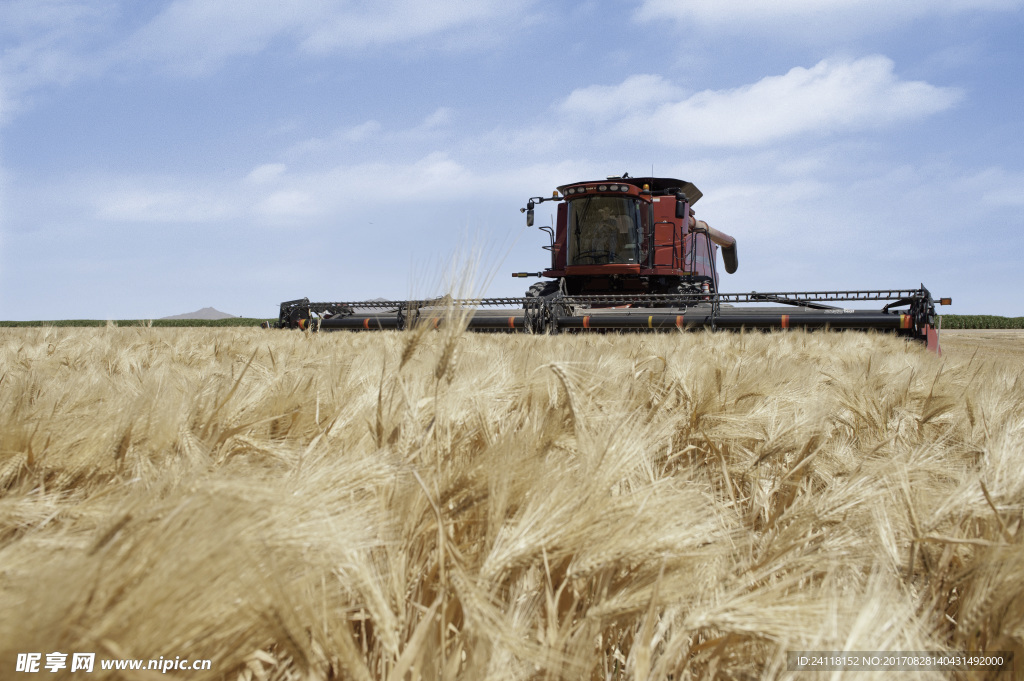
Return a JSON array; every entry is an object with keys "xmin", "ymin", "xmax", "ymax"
[{"xmin": 1, "ymin": 0, "xmax": 1022, "ymax": 319}]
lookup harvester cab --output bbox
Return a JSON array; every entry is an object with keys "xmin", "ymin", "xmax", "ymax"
[
  {"xmin": 514, "ymin": 175, "xmax": 738, "ymax": 300},
  {"xmin": 269, "ymin": 173, "xmax": 949, "ymax": 354}
]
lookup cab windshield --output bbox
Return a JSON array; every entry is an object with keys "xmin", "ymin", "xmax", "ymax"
[{"xmin": 567, "ymin": 196, "xmax": 643, "ymax": 265}]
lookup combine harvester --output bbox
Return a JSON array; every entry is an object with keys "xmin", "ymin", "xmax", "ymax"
[{"xmin": 269, "ymin": 175, "xmax": 949, "ymax": 353}]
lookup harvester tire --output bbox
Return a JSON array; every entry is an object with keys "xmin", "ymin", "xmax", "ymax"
[
  {"xmin": 525, "ymin": 280, "xmax": 560, "ymax": 300},
  {"xmin": 670, "ymin": 280, "xmax": 715, "ymax": 305},
  {"xmin": 524, "ymin": 280, "xmax": 561, "ymax": 333}
]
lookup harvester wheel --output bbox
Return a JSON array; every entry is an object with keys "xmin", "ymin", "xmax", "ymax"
[
  {"xmin": 673, "ymin": 281, "xmax": 706, "ymax": 294},
  {"xmin": 657, "ymin": 280, "xmax": 713, "ymax": 308},
  {"xmin": 524, "ymin": 280, "xmax": 561, "ymax": 333},
  {"xmin": 525, "ymin": 280, "xmax": 560, "ymax": 300}
]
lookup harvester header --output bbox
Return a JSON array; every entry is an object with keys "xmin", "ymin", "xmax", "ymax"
[{"xmin": 267, "ymin": 173, "xmax": 949, "ymax": 353}]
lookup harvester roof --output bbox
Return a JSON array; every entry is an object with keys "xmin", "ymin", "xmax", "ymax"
[{"xmin": 557, "ymin": 177, "xmax": 703, "ymax": 204}]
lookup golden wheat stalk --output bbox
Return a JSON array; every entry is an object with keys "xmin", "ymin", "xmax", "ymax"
[{"xmin": 0, "ymin": 327, "xmax": 1020, "ymax": 680}]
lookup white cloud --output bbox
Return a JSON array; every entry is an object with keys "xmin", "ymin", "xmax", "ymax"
[
  {"xmin": 538, "ymin": 57, "xmax": 961, "ymax": 153},
  {"xmin": 285, "ymin": 110, "xmax": 457, "ymax": 165},
  {"xmin": 969, "ymin": 168, "xmax": 1024, "ymax": 207},
  {"xmin": 124, "ymin": 0, "xmax": 537, "ymax": 74},
  {"xmin": 245, "ymin": 163, "xmax": 287, "ymax": 184},
  {"xmin": 286, "ymin": 124, "xmax": 375, "ymax": 160},
  {"xmin": 421, "ymin": 107, "xmax": 454, "ymax": 129},
  {"xmin": 558, "ymin": 75, "xmax": 682, "ymax": 121},
  {"xmin": 636, "ymin": 0, "xmax": 1024, "ymax": 29},
  {"xmin": 81, "ymin": 149, "xmax": 585, "ymax": 234},
  {"xmin": 252, "ymin": 153, "xmax": 475, "ymax": 223},
  {"xmin": 255, "ymin": 189, "xmax": 316, "ymax": 220},
  {"xmin": 95, "ymin": 186, "xmax": 235, "ymax": 223},
  {"xmin": 332, "ymin": 120, "xmax": 384, "ymax": 144},
  {"xmin": 983, "ymin": 187, "xmax": 1024, "ymax": 207},
  {"xmin": 301, "ymin": 0, "xmax": 531, "ymax": 53},
  {"xmin": 86, "ymin": 153, "xmax": 485, "ymax": 228},
  {"xmin": 123, "ymin": 0, "xmax": 321, "ymax": 75},
  {"xmin": 0, "ymin": 0, "xmax": 118, "ymax": 117},
  {"xmin": 1, "ymin": 0, "xmax": 540, "ymax": 94},
  {"xmin": 606, "ymin": 57, "xmax": 962, "ymax": 147},
  {"xmin": 0, "ymin": 0, "xmax": 115, "ymax": 40}
]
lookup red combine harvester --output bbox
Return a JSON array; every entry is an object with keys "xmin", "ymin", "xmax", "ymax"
[{"xmin": 270, "ymin": 175, "xmax": 949, "ymax": 352}]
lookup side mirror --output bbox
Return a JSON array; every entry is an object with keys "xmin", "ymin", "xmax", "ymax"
[
  {"xmin": 526, "ymin": 201, "xmax": 535, "ymax": 227},
  {"xmin": 675, "ymin": 193, "xmax": 687, "ymax": 220}
]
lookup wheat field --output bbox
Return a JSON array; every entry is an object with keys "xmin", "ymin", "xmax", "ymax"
[{"xmin": 1, "ymin": 324, "xmax": 1021, "ymax": 680}]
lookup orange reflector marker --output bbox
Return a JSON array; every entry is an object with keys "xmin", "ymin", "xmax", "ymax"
[
  {"xmin": 939, "ymin": 298, "xmax": 952, "ymax": 305},
  {"xmin": 363, "ymin": 318, "xmax": 370, "ymax": 329},
  {"xmin": 508, "ymin": 316, "xmax": 515, "ymax": 329},
  {"xmin": 432, "ymin": 317, "xmax": 439, "ymax": 329},
  {"xmin": 582, "ymin": 316, "xmax": 591, "ymax": 329},
  {"xmin": 676, "ymin": 315, "xmax": 684, "ymax": 328},
  {"xmin": 297, "ymin": 319, "xmax": 306, "ymax": 330},
  {"xmin": 900, "ymin": 315, "xmax": 911, "ymax": 329},
  {"xmin": 781, "ymin": 314, "xmax": 789, "ymax": 329}
]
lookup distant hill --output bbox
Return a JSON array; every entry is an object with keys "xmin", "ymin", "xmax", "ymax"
[{"xmin": 160, "ymin": 307, "xmax": 237, "ymax": 320}]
